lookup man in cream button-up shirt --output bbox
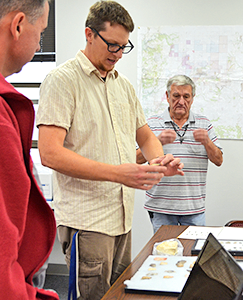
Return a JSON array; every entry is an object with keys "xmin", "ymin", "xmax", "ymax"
[{"xmin": 36, "ymin": 1, "xmax": 184, "ymax": 299}]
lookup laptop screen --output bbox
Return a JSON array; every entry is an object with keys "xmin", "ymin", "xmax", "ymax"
[{"xmin": 178, "ymin": 233, "xmax": 243, "ymax": 300}]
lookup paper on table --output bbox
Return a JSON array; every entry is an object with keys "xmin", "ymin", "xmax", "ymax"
[
  {"xmin": 178, "ymin": 226, "xmax": 243, "ymax": 240},
  {"xmin": 217, "ymin": 226, "xmax": 243, "ymax": 240},
  {"xmin": 124, "ymin": 255, "xmax": 197, "ymax": 294}
]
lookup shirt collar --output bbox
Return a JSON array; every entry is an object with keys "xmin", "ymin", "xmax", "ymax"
[
  {"xmin": 164, "ymin": 107, "xmax": 196, "ymax": 124},
  {"xmin": 76, "ymin": 50, "xmax": 118, "ymax": 79}
]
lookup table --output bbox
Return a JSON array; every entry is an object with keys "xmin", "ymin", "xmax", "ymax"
[{"xmin": 101, "ymin": 225, "xmax": 195, "ymax": 300}]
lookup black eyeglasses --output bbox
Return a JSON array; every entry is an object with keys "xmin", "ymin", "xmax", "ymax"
[{"xmin": 89, "ymin": 27, "xmax": 134, "ymax": 54}]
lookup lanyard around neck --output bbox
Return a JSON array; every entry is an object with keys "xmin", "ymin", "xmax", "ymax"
[{"xmin": 171, "ymin": 121, "xmax": 189, "ymax": 144}]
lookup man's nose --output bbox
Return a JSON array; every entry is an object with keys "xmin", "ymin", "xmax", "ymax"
[
  {"xmin": 114, "ymin": 48, "xmax": 123, "ymax": 59},
  {"xmin": 178, "ymin": 96, "xmax": 185, "ymax": 104}
]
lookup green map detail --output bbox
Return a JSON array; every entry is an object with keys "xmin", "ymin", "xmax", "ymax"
[{"xmin": 138, "ymin": 26, "xmax": 243, "ymax": 139}]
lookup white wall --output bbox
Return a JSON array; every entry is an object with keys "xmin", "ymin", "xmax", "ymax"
[{"xmin": 55, "ymin": 0, "xmax": 243, "ymax": 260}]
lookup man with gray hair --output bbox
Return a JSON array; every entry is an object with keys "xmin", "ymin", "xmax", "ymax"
[
  {"xmin": 0, "ymin": 0, "xmax": 59, "ymax": 299},
  {"xmin": 137, "ymin": 74, "xmax": 223, "ymax": 232}
]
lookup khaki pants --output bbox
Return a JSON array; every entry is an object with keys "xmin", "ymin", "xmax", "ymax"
[{"xmin": 58, "ymin": 226, "xmax": 131, "ymax": 300}]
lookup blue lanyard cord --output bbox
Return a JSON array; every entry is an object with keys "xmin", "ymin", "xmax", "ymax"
[{"xmin": 68, "ymin": 231, "xmax": 80, "ymax": 300}]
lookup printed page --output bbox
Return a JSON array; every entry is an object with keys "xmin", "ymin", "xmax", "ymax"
[
  {"xmin": 177, "ymin": 226, "xmax": 224, "ymax": 240},
  {"xmin": 217, "ymin": 227, "xmax": 243, "ymax": 240}
]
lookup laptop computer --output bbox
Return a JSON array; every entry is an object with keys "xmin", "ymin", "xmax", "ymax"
[{"xmin": 178, "ymin": 233, "xmax": 243, "ymax": 300}]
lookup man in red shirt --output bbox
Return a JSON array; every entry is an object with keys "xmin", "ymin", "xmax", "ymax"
[{"xmin": 0, "ymin": 1, "xmax": 59, "ymax": 299}]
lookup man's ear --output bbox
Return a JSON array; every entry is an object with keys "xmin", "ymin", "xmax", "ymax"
[
  {"xmin": 166, "ymin": 91, "xmax": 170, "ymax": 103},
  {"xmin": 10, "ymin": 12, "xmax": 26, "ymax": 41},
  {"xmin": 85, "ymin": 27, "xmax": 94, "ymax": 43}
]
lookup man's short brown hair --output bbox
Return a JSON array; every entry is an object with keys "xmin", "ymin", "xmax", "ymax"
[{"xmin": 85, "ymin": 0, "xmax": 134, "ymax": 33}]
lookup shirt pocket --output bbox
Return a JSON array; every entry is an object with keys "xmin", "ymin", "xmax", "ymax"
[
  {"xmin": 115, "ymin": 101, "xmax": 135, "ymax": 135},
  {"xmin": 186, "ymin": 142, "xmax": 207, "ymax": 156}
]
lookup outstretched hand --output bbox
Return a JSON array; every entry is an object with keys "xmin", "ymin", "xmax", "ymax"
[
  {"xmin": 150, "ymin": 154, "xmax": 184, "ymax": 177},
  {"xmin": 116, "ymin": 163, "xmax": 167, "ymax": 190},
  {"xmin": 116, "ymin": 154, "xmax": 184, "ymax": 191}
]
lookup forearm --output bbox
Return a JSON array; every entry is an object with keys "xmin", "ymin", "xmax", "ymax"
[
  {"xmin": 136, "ymin": 139, "xmax": 164, "ymax": 164},
  {"xmin": 39, "ymin": 144, "xmax": 122, "ymax": 182},
  {"xmin": 39, "ymin": 144, "xmax": 172, "ymax": 190},
  {"xmin": 137, "ymin": 128, "xmax": 164, "ymax": 163},
  {"xmin": 140, "ymin": 143, "xmax": 164, "ymax": 163},
  {"xmin": 204, "ymin": 140, "xmax": 223, "ymax": 166},
  {"xmin": 136, "ymin": 148, "xmax": 147, "ymax": 164},
  {"xmin": 38, "ymin": 124, "xmax": 168, "ymax": 190}
]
